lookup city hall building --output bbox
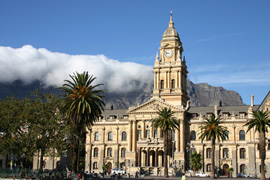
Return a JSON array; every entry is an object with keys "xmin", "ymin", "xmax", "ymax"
[{"xmin": 35, "ymin": 15, "xmax": 270, "ymax": 178}]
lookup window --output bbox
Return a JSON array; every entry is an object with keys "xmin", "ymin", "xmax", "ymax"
[
  {"xmin": 121, "ymin": 148, "xmax": 126, "ymax": 157},
  {"xmin": 240, "ymin": 148, "xmax": 246, "ymax": 158},
  {"xmin": 190, "ymin": 131, "xmax": 196, "ymax": 140},
  {"xmin": 0, "ymin": 159, "xmax": 2, "ymax": 168},
  {"xmin": 122, "ymin": 131, "xmax": 127, "ymax": 141},
  {"xmin": 93, "ymin": 162, "xmax": 98, "ymax": 169},
  {"xmin": 94, "ymin": 132, "xmax": 99, "ymax": 141},
  {"xmin": 137, "ymin": 130, "xmax": 142, "ymax": 139},
  {"xmin": 146, "ymin": 130, "xmax": 150, "ymax": 138},
  {"xmin": 171, "ymin": 130, "xmax": 175, "ymax": 141},
  {"xmin": 224, "ymin": 132, "xmax": 229, "ymax": 141},
  {"xmin": 154, "ymin": 130, "xmax": 158, "ymax": 138},
  {"xmin": 94, "ymin": 148, "xmax": 98, "ymax": 157},
  {"xmin": 240, "ymin": 164, "xmax": 246, "ymax": 173},
  {"xmin": 206, "ymin": 148, "xmax": 212, "ymax": 158},
  {"xmin": 206, "ymin": 164, "xmax": 212, "ymax": 172},
  {"xmin": 223, "ymin": 113, "xmax": 229, "ymax": 119},
  {"xmin": 108, "ymin": 131, "xmax": 113, "ymax": 141},
  {"xmin": 207, "ymin": 113, "xmax": 213, "ymax": 118},
  {"xmin": 239, "ymin": 112, "xmax": 246, "ymax": 119},
  {"xmin": 107, "ymin": 148, "xmax": 112, "ymax": 157},
  {"xmin": 171, "ymin": 79, "xmax": 175, "ymax": 88},
  {"xmin": 161, "ymin": 80, "xmax": 164, "ymax": 89},
  {"xmin": 223, "ymin": 148, "xmax": 229, "ymax": 158},
  {"xmin": 120, "ymin": 162, "xmax": 125, "ymax": 168},
  {"xmin": 239, "ymin": 130, "xmax": 245, "ymax": 140}
]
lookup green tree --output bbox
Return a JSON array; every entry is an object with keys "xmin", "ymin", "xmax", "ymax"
[
  {"xmin": 151, "ymin": 107, "xmax": 179, "ymax": 178},
  {"xmin": 60, "ymin": 72, "xmax": 105, "ymax": 173},
  {"xmin": 199, "ymin": 115, "xmax": 228, "ymax": 179},
  {"xmin": 191, "ymin": 151, "xmax": 202, "ymax": 172},
  {"xmin": 244, "ymin": 110, "xmax": 270, "ymax": 180},
  {"xmin": 27, "ymin": 91, "xmax": 67, "ymax": 170}
]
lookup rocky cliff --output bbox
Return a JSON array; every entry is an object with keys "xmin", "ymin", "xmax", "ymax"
[{"xmin": 0, "ymin": 80, "xmax": 244, "ymax": 109}]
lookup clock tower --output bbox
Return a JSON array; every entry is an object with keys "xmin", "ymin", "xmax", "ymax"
[{"xmin": 152, "ymin": 13, "xmax": 189, "ymax": 107}]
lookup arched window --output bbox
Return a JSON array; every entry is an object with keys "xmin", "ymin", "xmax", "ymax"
[
  {"xmin": 93, "ymin": 148, "xmax": 98, "ymax": 157},
  {"xmin": 154, "ymin": 130, "xmax": 158, "ymax": 138},
  {"xmin": 240, "ymin": 164, "xmax": 246, "ymax": 173},
  {"xmin": 206, "ymin": 164, "xmax": 212, "ymax": 172},
  {"xmin": 146, "ymin": 130, "xmax": 150, "ymax": 138},
  {"xmin": 93, "ymin": 162, "xmax": 98, "ymax": 169},
  {"xmin": 107, "ymin": 148, "xmax": 112, "ymax": 157},
  {"xmin": 206, "ymin": 148, "xmax": 212, "ymax": 158},
  {"xmin": 223, "ymin": 148, "xmax": 229, "ymax": 158},
  {"xmin": 190, "ymin": 131, "xmax": 196, "ymax": 140},
  {"xmin": 121, "ymin": 148, "xmax": 126, "ymax": 157},
  {"xmin": 171, "ymin": 79, "xmax": 175, "ymax": 88},
  {"xmin": 161, "ymin": 80, "xmax": 164, "ymax": 89},
  {"xmin": 137, "ymin": 130, "xmax": 142, "ymax": 139},
  {"xmin": 122, "ymin": 131, "xmax": 127, "ymax": 141},
  {"xmin": 240, "ymin": 148, "xmax": 246, "ymax": 158},
  {"xmin": 239, "ymin": 130, "xmax": 245, "ymax": 140},
  {"xmin": 94, "ymin": 132, "xmax": 99, "ymax": 141},
  {"xmin": 108, "ymin": 131, "xmax": 113, "ymax": 141}
]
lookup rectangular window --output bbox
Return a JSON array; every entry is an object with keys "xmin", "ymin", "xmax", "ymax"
[
  {"xmin": 223, "ymin": 113, "xmax": 229, "ymax": 119},
  {"xmin": 146, "ymin": 130, "xmax": 150, "ymax": 138},
  {"xmin": 154, "ymin": 130, "xmax": 158, "ymax": 138},
  {"xmin": 137, "ymin": 130, "xmax": 142, "ymax": 140},
  {"xmin": 239, "ymin": 112, "xmax": 246, "ymax": 119}
]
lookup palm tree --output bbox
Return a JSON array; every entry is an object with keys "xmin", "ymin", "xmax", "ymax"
[
  {"xmin": 199, "ymin": 115, "xmax": 228, "ymax": 179},
  {"xmin": 244, "ymin": 110, "xmax": 270, "ymax": 180},
  {"xmin": 60, "ymin": 71, "xmax": 105, "ymax": 173},
  {"xmin": 151, "ymin": 107, "xmax": 179, "ymax": 178},
  {"xmin": 191, "ymin": 151, "xmax": 202, "ymax": 172}
]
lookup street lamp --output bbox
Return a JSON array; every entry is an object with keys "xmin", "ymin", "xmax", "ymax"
[{"xmin": 186, "ymin": 143, "xmax": 194, "ymax": 171}]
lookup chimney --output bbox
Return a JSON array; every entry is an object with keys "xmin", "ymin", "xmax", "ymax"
[{"xmin": 251, "ymin": 95, "xmax": 254, "ymax": 107}]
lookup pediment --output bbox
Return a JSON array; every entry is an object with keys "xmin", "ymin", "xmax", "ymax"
[{"xmin": 127, "ymin": 98, "xmax": 185, "ymax": 114}]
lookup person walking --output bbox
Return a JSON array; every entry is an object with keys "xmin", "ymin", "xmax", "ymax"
[{"xmin": 182, "ymin": 174, "xmax": 186, "ymax": 180}]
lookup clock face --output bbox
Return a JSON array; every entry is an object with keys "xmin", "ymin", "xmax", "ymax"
[{"xmin": 165, "ymin": 49, "xmax": 173, "ymax": 57}]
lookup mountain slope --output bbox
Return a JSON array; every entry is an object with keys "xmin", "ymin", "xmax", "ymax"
[{"xmin": 0, "ymin": 80, "xmax": 244, "ymax": 109}]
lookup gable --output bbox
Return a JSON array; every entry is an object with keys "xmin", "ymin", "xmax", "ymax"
[{"xmin": 127, "ymin": 98, "xmax": 185, "ymax": 114}]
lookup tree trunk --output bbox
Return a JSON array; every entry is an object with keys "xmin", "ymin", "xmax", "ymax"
[
  {"xmin": 259, "ymin": 132, "xmax": 266, "ymax": 180},
  {"xmin": 76, "ymin": 139, "xmax": 81, "ymax": 172},
  {"xmin": 39, "ymin": 149, "xmax": 44, "ymax": 170},
  {"xmin": 163, "ymin": 130, "xmax": 168, "ymax": 178},
  {"xmin": 211, "ymin": 138, "xmax": 215, "ymax": 179}
]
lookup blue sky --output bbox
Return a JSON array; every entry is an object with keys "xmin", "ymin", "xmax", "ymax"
[{"xmin": 0, "ymin": 0, "xmax": 269, "ymax": 105}]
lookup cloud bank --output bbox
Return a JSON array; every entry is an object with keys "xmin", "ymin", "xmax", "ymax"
[{"xmin": 0, "ymin": 45, "xmax": 153, "ymax": 93}]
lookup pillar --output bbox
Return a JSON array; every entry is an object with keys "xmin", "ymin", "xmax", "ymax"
[
  {"xmin": 132, "ymin": 120, "xmax": 136, "ymax": 152},
  {"xmin": 128, "ymin": 121, "xmax": 132, "ymax": 151}
]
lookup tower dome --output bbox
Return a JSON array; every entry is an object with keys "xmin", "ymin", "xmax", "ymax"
[{"xmin": 162, "ymin": 12, "xmax": 180, "ymax": 41}]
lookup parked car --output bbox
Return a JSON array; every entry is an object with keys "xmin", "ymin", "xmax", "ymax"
[
  {"xmin": 237, "ymin": 173, "xmax": 252, "ymax": 178},
  {"xmin": 111, "ymin": 168, "xmax": 125, "ymax": 175},
  {"xmin": 195, "ymin": 172, "xmax": 210, "ymax": 177}
]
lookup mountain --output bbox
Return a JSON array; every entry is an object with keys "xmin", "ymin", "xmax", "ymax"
[{"xmin": 0, "ymin": 80, "xmax": 244, "ymax": 109}]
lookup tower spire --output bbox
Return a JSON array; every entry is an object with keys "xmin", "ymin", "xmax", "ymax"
[{"xmin": 169, "ymin": 10, "xmax": 174, "ymax": 28}]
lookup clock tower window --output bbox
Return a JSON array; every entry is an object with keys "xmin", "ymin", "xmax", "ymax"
[
  {"xmin": 171, "ymin": 79, "xmax": 175, "ymax": 88},
  {"xmin": 160, "ymin": 80, "xmax": 164, "ymax": 89}
]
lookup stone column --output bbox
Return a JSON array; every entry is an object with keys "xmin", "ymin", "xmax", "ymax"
[
  {"xmin": 132, "ymin": 120, "xmax": 137, "ymax": 152},
  {"xmin": 180, "ymin": 119, "xmax": 185, "ymax": 152},
  {"xmin": 138, "ymin": 147, "xmax": 141, "ymax": 167},
  {"xmin": 128, "ymin": 121, "xmax": 132, "ymax": 151},
  {"xmin": 176, "ymin": 119, "xmax": 180, "ymax": 152}
]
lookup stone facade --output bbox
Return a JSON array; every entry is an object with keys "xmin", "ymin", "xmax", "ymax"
[{"xmin": 84, "ymin": 15, "xmax": 270, "ymax": 178}]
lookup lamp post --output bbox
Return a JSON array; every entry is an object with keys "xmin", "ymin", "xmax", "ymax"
[{"xmin": 186, "ymin": 143, "xmax": 194, "ymax": 172}]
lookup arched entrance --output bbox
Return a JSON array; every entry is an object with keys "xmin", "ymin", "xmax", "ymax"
[
  {"xmin": 107, "ymin": 162, "xmax": 112, "ymax": 174},
  {"xmin": 223, "ymin": 164, "xmax": 229, "ymax": 176}
]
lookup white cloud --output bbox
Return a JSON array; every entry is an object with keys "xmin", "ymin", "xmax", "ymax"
[{"xmin": 0, "ymin": 45, "xmax": 153, "ymax": 93}]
